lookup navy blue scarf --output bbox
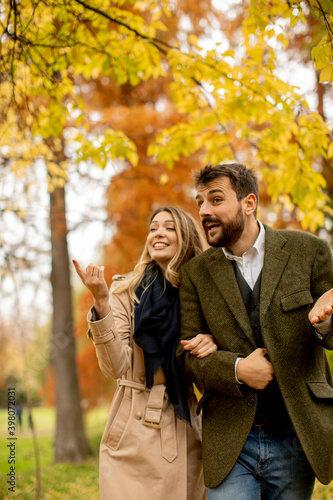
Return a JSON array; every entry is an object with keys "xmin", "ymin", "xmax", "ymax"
[{"xmin": 134, "ymin": 265, "xmax": 191, "ymax": 424}]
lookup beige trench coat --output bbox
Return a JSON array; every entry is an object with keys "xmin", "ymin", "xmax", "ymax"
[{"xmin": 87, "ymin": 277, "xmax": 207, "ymax": 500}]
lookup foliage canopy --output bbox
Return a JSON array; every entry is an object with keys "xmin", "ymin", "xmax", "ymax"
[{"xmin": 0, "ymin": 0, "xmax": 333, "ymax": 229}]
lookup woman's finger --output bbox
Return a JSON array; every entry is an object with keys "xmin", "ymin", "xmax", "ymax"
[
  {"xmin": 98, "ymin": 266, "xmax": 105, "ymax": 279},
  {"xmin": 86, "ymin": 264, "xmax": 104, "ymax": 279},
  {"xmin": 87, "ymin": 264, "xmax": 98, "ymax": 277},
  {"xmin": 72, "ymin": 259, "xmax": 86, "ymax": 282},
  {"xmin": 196, "ymin": 345, "xmax": 217, "ymax": 358},
  {"xmin": 181, "ymin": 334, "xmax": 217, "ymax": 354},
  {"xmin": 194, "ymin": 335, "xmax": 218, "ymax": 357}
]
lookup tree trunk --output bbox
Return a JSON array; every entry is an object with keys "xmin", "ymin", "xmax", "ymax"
[{"xmin": 49, "ymin": 184, "xmax": 90, "ymax": 462}]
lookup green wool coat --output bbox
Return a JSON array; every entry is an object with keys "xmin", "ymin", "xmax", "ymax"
[{"xmin": 176, "ymin": 225, "xmax": 333, "ymax": 488}]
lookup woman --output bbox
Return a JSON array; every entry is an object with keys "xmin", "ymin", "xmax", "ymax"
[{"xmin": 73, "ymin": 206, "xmax": 217, "ymax": 500}]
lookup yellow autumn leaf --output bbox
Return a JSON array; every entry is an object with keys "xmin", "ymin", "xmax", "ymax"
[
  {"xmin": 319, "ymin": 65, "xmax": 333, "ymax": 83},
  {"xmin": 188, "ymin": 34, "xmax": 198, "ymax": 46},
  {"xmin": 327, "ymin": 141, "xmax": 333, "ymax": 159}
]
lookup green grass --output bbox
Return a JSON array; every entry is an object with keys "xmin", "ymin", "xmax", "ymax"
[
  {"xmin": 0, "ymin": 406, "xmax": 332, "ymax": 499},
  {"xmin": 0, "ymin": 405, "xmax": 108, "ymax": 499}
]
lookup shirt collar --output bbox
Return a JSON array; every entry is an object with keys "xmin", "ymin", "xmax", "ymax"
[{"xmin": 222, "ymin": 220, "xmax": 265, "ymax": 260}]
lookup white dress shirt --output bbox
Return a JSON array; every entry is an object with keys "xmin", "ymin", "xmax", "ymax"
[{"xmin": 222, "ymin": 220, "xmax": 265, "ymax": 290}]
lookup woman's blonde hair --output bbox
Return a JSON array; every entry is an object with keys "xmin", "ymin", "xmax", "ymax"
[{"xmin": 112, "ymin": 206, "xmax": 207, "ymax": 301}]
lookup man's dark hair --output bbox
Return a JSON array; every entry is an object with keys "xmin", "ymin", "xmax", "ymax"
[{"xmin": 193, "ymin": 162, "xmax": 259, "ymax": 217}]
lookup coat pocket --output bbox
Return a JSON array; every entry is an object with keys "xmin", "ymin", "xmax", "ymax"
[
  {"xmin": 102, "ymin": 396, "xmax": 132, "ymax": 450},
  {"xmin": 280, "ymin": 289, "xmax": 313, "ymax": 312},
  {"xmin": 307, "ymin": 381, "xmax": 333, "ymax": 400}
]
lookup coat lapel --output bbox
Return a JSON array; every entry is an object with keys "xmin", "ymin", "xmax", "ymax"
[
  {"xmin": 205, "ymin": 226, "xmax": 290, "ymax": 349},
  {"xmin": 260, "ymin": 225, "xmax": 290, "ymax": 317},
  {"xmin": 207, "ymin": 248, "xmax": 257, "ymax": 349}
]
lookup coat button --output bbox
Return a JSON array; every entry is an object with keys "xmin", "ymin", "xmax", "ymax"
[
  {"xmin": 139, "ymin": 375, "xmax": 146, "ymax": 383},
  {"xmin": 247, "ymin": 398, "xmax": 256, "ymax": 407},
  {"xmin": 135, "ymin": 411, "xmax": 142, "ymax": 420}
]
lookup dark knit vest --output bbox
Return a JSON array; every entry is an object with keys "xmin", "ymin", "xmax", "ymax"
[{"xmin": 232, "ymin": 262, "xmax": 292, "ymax": 436}]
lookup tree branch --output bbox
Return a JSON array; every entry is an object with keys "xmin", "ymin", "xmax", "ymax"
[
  {"xmin": 193, "ymin": 77, "xmax": 238, "ymax": 160},
  {"xmin": 315, "ymin": 0, "xmax": 333, "ymax": 38},
  {"xmin": 73, "ymin": 0, "xmax": 171, "ymax": 54}
]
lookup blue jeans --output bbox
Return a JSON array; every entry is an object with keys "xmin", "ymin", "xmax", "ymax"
[{"xmin": 207, "ymin": 426, "xmax": 315, "ymax": 500}]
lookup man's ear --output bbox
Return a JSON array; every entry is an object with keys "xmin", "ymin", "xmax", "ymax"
[{"xmin": 243, "ymin": 193, "xmax": 257, "ymax": 216}]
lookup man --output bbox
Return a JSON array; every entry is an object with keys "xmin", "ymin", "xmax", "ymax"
[{"xmin": 176, "ymin": 163, "xmax": 333, "ymax": 499}]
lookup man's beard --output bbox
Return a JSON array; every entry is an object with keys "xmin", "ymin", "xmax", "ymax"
[{"xmin": 203, "ymin": 206, "xmax": 245, "ymax": 248}]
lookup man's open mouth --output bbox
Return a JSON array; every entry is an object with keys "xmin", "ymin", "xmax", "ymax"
[{"xmin": 203, "ymin": 219, "xmax": 221, "ymax": 231}]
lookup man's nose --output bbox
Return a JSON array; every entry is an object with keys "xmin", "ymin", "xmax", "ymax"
[{"xmin": 198, "ymin": 200, "xmax": 211, "ymax": 217}]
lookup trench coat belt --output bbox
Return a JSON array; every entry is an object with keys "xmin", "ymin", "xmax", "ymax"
[
  {"xmin": 118, "ymin": 379, "xmax": 178, "ymax": 463},
  {"xmin": 118, "ymin": 379, "xmax": 150, "ymax": 392}
]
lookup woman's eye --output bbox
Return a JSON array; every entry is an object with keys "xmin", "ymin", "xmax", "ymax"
[{"xmin": 167, "ymin": 227, "xmax": 175, "ymax": 231}]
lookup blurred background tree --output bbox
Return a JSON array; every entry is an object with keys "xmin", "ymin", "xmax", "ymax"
[{"xmin": 0, "ymin": 0, "xmax": 332, "ymax": 467}]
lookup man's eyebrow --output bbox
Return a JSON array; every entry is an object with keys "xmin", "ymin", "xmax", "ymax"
[{"xmin": 195, "ymin": 188, "xmax": 224, "ymax": 200}]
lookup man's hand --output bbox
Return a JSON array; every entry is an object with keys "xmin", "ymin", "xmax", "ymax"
[
  {"xmin": 309, "ymin": 288, "xmax": 333, "ymax": 324},
  {"xmin": 236, "ymin": 348, "xmax": 274, "ymax": 390},
  {"xmin": 72, "ymin": 260, "xmax": 110, "ymax": 319},
  {"xmin": 181, "ymin": 334, "xmax": 218, "ymax": 358}
]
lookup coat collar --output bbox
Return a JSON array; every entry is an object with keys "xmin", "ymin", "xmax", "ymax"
[{"xmin": 205, "ymin": 225, "xmax": 290, "ymax": 348}]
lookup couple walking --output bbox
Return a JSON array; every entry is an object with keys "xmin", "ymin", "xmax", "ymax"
[{"xmin": 74, "ymin": 162, "xmax": 333, "ymax": 500}]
